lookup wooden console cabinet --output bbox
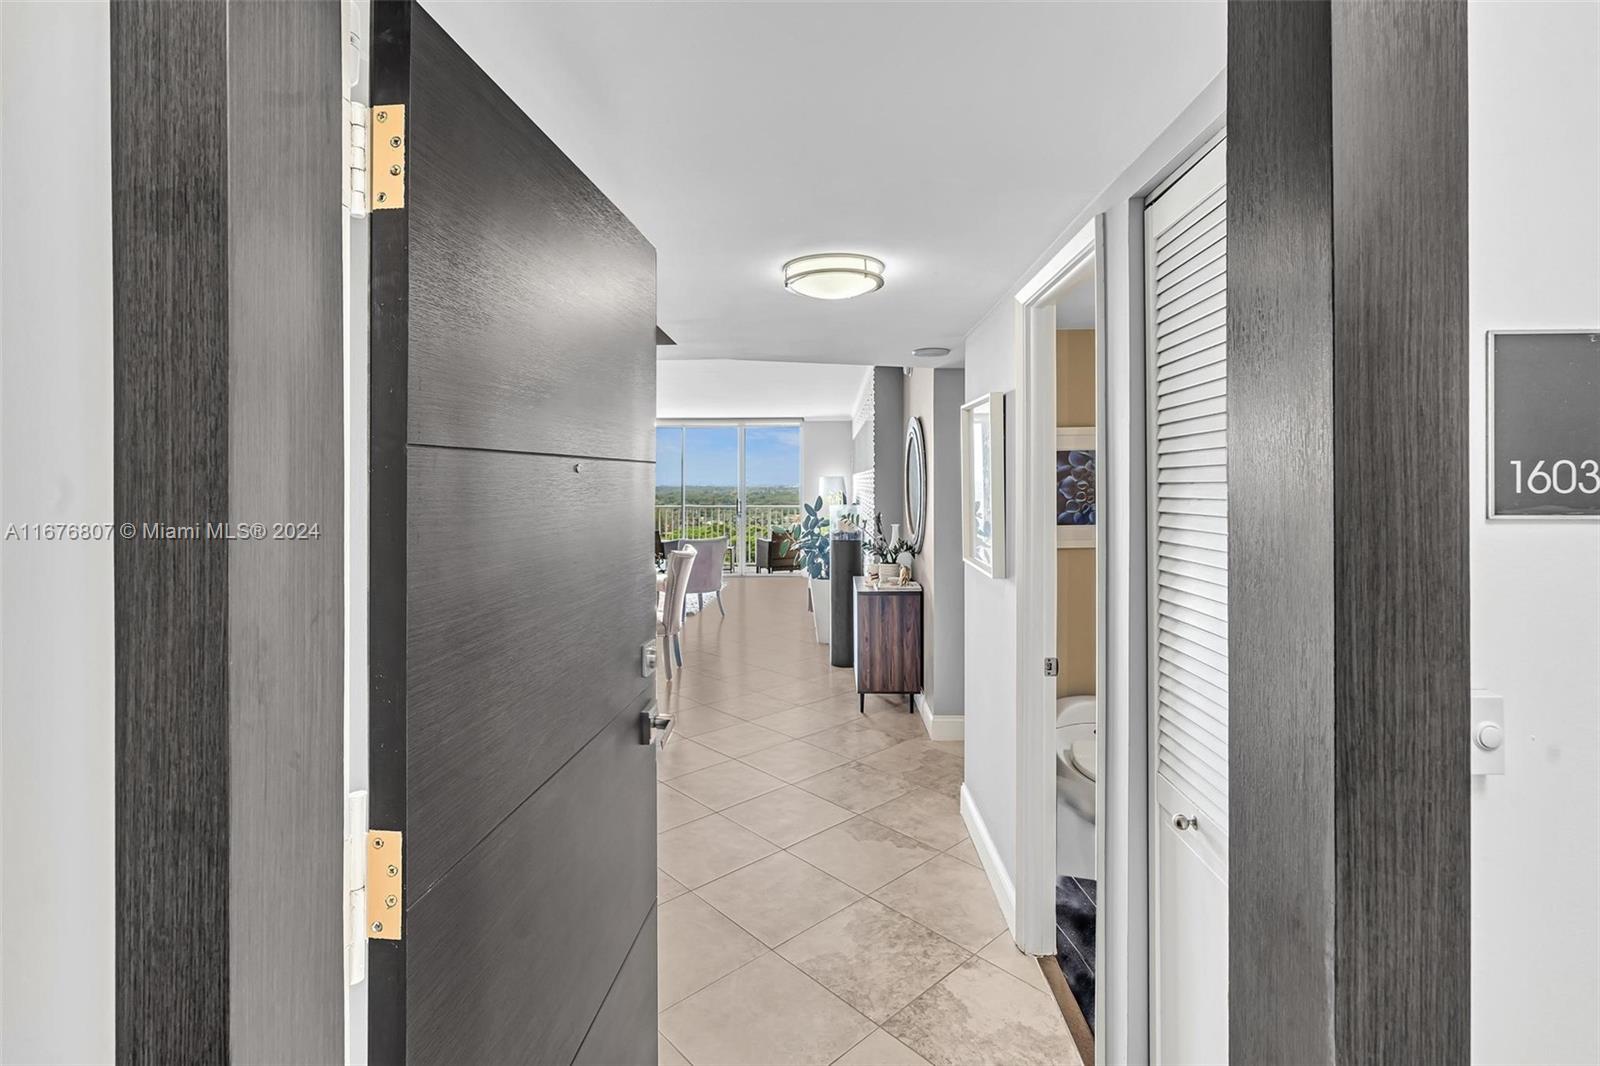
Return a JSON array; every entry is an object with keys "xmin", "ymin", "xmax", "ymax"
[{"xmin": 852, "ymin": 577, "xmax": 923, "ymax": 713}]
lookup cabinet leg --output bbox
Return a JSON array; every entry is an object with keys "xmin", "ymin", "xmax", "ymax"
[
  {"xmin": 907, "ymin": 693, "xmax": 913, "ymax": 714},
  {"xmin": 859, "ymin": 693, "xmax": 865, "ymax": 714}
]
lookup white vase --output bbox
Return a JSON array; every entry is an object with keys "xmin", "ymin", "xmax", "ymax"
[
  {"xmin": 809, "ymin": 576, "xmax": 832, "ymax": 644},
  {"xmin": 876, "ymin": 562, "xmax": 901, "ymax": 585}
]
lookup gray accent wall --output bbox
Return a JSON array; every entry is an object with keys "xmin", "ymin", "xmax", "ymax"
[
  {"xmin": 1228, "ymin": 1, "xmax": 1469, "ymax": 1061},
  {"xmin": 872, "ymin": 366, "xmax": 905, "ymax": 530},
  {"xmin": 905, "ymin": 367, "xmax": 966, "ymax": 717},
  {"xmin": 111, "ymin": 0, "xmax": 344, "ymax": 1059}
]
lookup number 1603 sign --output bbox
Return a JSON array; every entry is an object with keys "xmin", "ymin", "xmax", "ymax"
[{"xmin": 1489, "ymin": 331, "xmax": 1600, "ymax": 519}]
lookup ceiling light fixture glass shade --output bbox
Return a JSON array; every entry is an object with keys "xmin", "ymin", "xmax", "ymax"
[{"xmin": 782, "ymin": 253, "xmax": 885, "ymax": 300}]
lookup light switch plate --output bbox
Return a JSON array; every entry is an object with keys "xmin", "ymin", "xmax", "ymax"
[{"xmin": 1471, "ymin": 690, "xmax": 1505, "ymax": 776}]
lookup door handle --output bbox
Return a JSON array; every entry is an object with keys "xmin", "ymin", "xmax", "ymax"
[
  {"xmin": 1172, "ymin": 813, "xmax": 1199, "ymax": 831},
  {"xmin": 639, "ymin": 705, "xmax": 674, "ymax": 748}
]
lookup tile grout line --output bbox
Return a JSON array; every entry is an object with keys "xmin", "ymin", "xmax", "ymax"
[{"xmin": 663, "ymin": 581, "xmax": 1065, "ymax": 1065}]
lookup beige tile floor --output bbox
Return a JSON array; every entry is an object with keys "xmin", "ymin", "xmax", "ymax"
[{"xmin": 656, "ymin": 577, "xmax": 1081, "ymax": 1066}]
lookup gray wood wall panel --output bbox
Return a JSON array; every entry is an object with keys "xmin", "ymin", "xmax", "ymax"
[
  {"xmin": 1226, "ymin": 4, "xmax": 1337, "ymax": 1062},
  {"xmin": 112, "ymin": 2, "xmax": 232, "ymax": 1056},
  {"xmin": 1329, "ymin": 2, "xmax": 1470, "ymax": 1058},
  {"xmin": 405, "ymin": 446, "xmax": 654, "ymax": 893},
  {"xmin": 225, "ymin": 1, "xmax": 345, "ymax": 1061},
  {"xmin": 113, "ymin": 1, "xmax": 343, "ymax": 1061},
  {"xmin": 404, "ymin": 703, "xmax": 656, "ymax": 1064},
  {"xmin": 1228, "ymin": 1, "xmax": 1469, "ymax": 1061}
]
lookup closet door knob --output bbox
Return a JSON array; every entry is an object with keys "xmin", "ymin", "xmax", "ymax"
[{"xmin": 1172, "ymin": 813, "xmax": 1199, "ymax": 831}]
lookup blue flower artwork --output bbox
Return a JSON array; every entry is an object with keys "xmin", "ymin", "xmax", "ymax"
[{"xmin": 1057, "ymin": 449, "xmax": 1096, "ymax": 526}]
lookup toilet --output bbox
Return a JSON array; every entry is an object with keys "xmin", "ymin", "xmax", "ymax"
[
  {"xmin": 1055, "ymin": 695, "xmax": 1098, "ymax": 817},
  {"xmin": 1055, "ymin": 694, "xmax": 1098, "ymax": 878}
]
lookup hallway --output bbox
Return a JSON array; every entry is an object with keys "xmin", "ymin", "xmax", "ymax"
[{"xmin": 654, "ymin": 578, "xmax": 1079, "ymax": 1066}]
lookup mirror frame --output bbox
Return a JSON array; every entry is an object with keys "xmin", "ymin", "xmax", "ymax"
[{"xmin": 904, "ymin": 416, "xmax": 928, "ymax": 552}]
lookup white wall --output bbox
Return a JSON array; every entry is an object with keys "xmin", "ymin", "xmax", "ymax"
[
  {"xmin": 962, "ymin": 304, "xmax": 1022, "ymax": 877},
  {"xmin": 961, "ymin": 75, "xmax": 1224, "ymax": 1066},
  {"xmin": 1468, "ymin": 5, "xmax": 1600, "ymax": 1062},
  {"xmin": 658, "ymin": 359, "xmax": 869, "ymax": 421},
  {"xmin": 801, "ymin": 419, "xmax": 854, "ymax": 508},
  {"xmin": 0, "ymin": 2, "xmax": 116, "ymax": 1062}
]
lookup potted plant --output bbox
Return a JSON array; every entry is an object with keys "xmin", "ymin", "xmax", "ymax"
[
  {"xmin": 790, "ymin": 497, "xmax": 833, "ymax": 644},
  {"xmin": 864, "ymin": 514, "xmax": 917, "ymax": 585}
]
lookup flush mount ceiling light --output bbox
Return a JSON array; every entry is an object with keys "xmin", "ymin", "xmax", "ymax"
[
  {"xmin": 782, "ymin": 253, "xmax": 885, "ymax": 300},
  {"xmin": 911, "ymin": 347, "xmax": 951, "ymax": 359}
]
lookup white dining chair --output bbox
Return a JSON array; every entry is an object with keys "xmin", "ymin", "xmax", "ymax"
[{"xmin": 657, "ymin": 545, "xmax": 696, "ymax": 679}]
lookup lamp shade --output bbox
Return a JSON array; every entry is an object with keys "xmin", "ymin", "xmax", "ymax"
[
  {"xmin": 818, "ymin": 476, "xmax": 848, "ymax": 505},
  {"xmin": 783, "ymin": 253, "xmax": 885, "ymax": 300}
]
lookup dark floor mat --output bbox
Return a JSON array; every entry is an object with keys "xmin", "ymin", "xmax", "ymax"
[{"xmin": 1055, "ymin": 875, "xmax": 1096, "ymax": 1032}]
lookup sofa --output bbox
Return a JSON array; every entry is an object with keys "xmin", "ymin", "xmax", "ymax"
[{"xmin": 756, "ymin": 531, "xmax": 801, "ymax": 573}]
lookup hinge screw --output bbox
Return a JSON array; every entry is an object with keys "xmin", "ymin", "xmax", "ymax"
[
  {"xmin": 372, "ymin": 837, "xmax": 384, "ymax": 848},
  {"xmin": 389, "ymin": 164, "xmax": 402, "ymax": 176},
  {"xmin": 371, "ymin": 921, "xmax": 383, "ymax": 933},
  {"xmin": 376, "ymin": 110, "xmax": 388, "ymax": 123},
  {"xmin": 389, "ymin": 136, "xmax": 402, "ymax": 148},
  {"xmin": 385, "ymin": 894, "xmax": 398, "ymax": 908},
  {"xmin": 376, "ymin": 192, "xmax": 388, "ymax": 204},
  {"xmin": 387, "ymin": 864, "xmax": 398, "ymax": 877}
]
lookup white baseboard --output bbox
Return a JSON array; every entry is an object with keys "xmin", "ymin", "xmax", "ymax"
[
  {"xmin": 915, "ymin": 694, "xmax": 964, "ymax": 741},
  {"xmin": 960, "ymin": 783, "xmax": 1017, "ymax": 938}
]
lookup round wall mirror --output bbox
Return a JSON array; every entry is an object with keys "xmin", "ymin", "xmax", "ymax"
[{"xmin": 904, "ymin": 417, "xmax": 927, "ymax": 552}]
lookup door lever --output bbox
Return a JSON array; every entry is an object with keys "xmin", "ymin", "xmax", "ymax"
[{"xmin": 639, "ymin": 706, "xmax": 674, "ymax": 748}]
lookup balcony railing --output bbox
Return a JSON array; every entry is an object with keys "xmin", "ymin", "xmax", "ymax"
[{"xmin": 655, "ymin": 504, "xmax": 804, "ymax": 570}]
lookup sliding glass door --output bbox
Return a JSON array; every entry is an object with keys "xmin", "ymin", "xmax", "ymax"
[{"xmin": 655, "ymin": 422, "xmax": 802, "ymax": 574}]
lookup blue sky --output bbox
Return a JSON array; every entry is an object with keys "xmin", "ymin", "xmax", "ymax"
[{"xmin": 656, "ymin": 426, "xmax": 800, "ymax": 487}]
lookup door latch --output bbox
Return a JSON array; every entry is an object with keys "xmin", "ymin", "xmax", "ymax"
[
  {"xmin": 1044, "ymin": 657, "xmax": 1060, "ymax": 677},
  {"xmin": 640, "ymin": 707, "xmax": 674, "ymax": 748}
]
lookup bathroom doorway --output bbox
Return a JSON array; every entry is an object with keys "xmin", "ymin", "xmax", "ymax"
[
  {"xmin": 1010, "ymin": 217, "xmax": 1109, "ymax": 1065},
  {"xmin": 1050, "ymin": 269, "xmax": 1101, "ymax": 1045}
]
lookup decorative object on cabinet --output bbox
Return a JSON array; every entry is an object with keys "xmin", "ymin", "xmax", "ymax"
[
  {"xmin": 1055, "ymin": 426, "xmax": 1096, "ymax": 548},
  {"xmin": 853, "ymin": 576, "xmax": 922, "ymax": 713},
  {"xmin": 904, "ymin": 417, "xmax": 928, "ymax": 552},
  {"xmin": 961, "ymin": 391, "xmax": 1006, "ymax": 577},
  {"xmin": 863, "ymin": 513, "xmax": 917, "ymax": 586}
]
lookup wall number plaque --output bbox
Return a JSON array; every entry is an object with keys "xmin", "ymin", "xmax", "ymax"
[{"xmin": 1489, "ymin": 331, "xmax": 1600, "ymax": 519}]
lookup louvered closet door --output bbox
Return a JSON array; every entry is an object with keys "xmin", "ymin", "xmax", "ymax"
[{"xmin": 1146, "ymin": 138, "xmax": 1228, "ymax": 1066}]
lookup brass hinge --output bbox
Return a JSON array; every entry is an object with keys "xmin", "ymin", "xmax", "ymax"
[
  {"xmin": 366, "ymin": 829, "xmax": 403, "ymax": 939},
  {"xmin": 371, "ymin": 104, "xmax": 406, "ymax": 210}
]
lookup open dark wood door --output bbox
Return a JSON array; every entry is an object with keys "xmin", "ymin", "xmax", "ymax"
[{"xmin": 367, "ymin": 3, "xmax": 658, "ymax": 1062}]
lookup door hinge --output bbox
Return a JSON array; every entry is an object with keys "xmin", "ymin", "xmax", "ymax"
[
  {"xmin": 340, "ymin": 5, "xmax": 370, "ymax": 219},
  {"xmin": 366, "ymin": 828, "xmax": 404, "ymax": 940},
  {"xmin": 344, "ymin": 99, "xmax": 369, "ymax": 217},
  {"xmin": 371, "ymin": 104, "xmax": 406, "ymax": 210},
  {"xmin": 344, "ymin": 791, "xmax": 369, "ymax": 985},
  {"xmin": 1044, "ymin": 657, "xmax": 1060, "ymax": 677}
]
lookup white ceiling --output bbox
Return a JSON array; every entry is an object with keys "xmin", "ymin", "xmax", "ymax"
[
  {"xmin": 427, "ymin": 1, "xmax": 1225, "ymax": 367},
  {"xmin": 656, "ymin": 360, "xmax": 868, "ymax": 420}
]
